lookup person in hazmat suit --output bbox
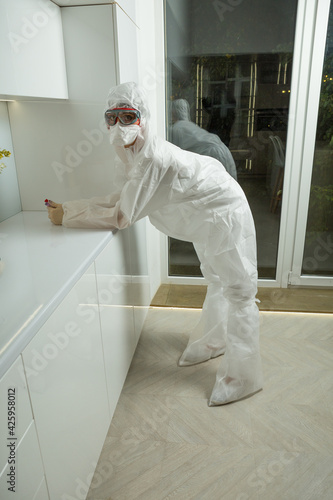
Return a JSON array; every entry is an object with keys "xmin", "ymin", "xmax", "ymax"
[
  {"xmin": 171, "ymin": 98, "xmax": 237, "ymax": 180},
  {"xmin": 47, "ymin": 82, "xmax": 263, "ymax": 406}
]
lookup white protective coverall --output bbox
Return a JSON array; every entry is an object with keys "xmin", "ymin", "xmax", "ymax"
[
  {"xmin": 171, "ymin": 99, "xmax": 237, "ymax": 180},
  {"xmin": 62, "ymin": 82, "xmax": 263, "ymax": 405}
]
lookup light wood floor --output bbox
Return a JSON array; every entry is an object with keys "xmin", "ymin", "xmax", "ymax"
[
  {"xmin": 87, "ymin": 307, "xmax": 333, "ymax": 500},
  {"xmin": 151, "ymin": 285, "xmax": 333, "ymax": 313}
]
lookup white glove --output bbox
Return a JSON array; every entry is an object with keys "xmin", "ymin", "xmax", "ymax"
[{"xmin": 47, "ymin": 200, "xmax": 64, "ymax": 225}]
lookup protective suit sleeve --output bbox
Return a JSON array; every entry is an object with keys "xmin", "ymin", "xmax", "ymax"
[
  {"xmin": 63, "ymin": 192, "xmax": 121, "ymax": 229},
  {"xmin": 62, "ymin": 156, "xmax": 169, "ymax": 230}
]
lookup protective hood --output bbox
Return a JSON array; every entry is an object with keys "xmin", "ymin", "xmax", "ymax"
[
  {"xmin": 171, "ymin": 99, "xmax": 237, "ymax": 179},
  {"xmin": 172, "ymin": 99, "xmax": 191, "ymax": 121},
  {"xmin": 106, "ymin": 82, "xmax": 151, "ymax": 157}
]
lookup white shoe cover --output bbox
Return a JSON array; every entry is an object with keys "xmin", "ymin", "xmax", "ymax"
[
  {"xmin": 208, "ymin": 353, "xmax": 263, "ymax": 406},
  {"xmin": 178, "ymin": 343, "xmax": 226, "ymax": 366},
  {"xmin": 178, "ymin": 282, "xmax": 227, "ymax": 366}
]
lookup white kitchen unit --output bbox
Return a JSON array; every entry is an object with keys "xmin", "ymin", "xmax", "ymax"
[
  {"xmin": 0, "ymin": 211, "xmax": 113, "ymax": 379},
  {"xmin": 0, "ymin": 210, "xmax": 152, "ymax": 499},
  {"xmin": 0, "ymin": 422, "xmax": 46, "ymax": 500},
  {"xmin": 61, "ymin": 4, "xmax": 117, "ymax": 102},
  {"xmin": 0, "ymin": 0, "xmax": 68, "ymax": 99},
  {"xmin": 33, "ymin": 478, "xmax": 49, "ymax": 500},
  {"xmin": 0, "ymin": 357, "xmax": 33, "ymax": 475},
  {"xmin": 113, "ymin": 0, "xmax": 139, "ymax": 84},
  {"xmin": 8, "ymin": 2, "xmax": 136, "ymax": 213},
  {"xmin": 129, "ymin": 219, "xmax": 151, "ymax": 340},
  {"xmin": 95, "ymin": 228, "xmax": 137, "ymax": 416},
  {"xmin": 0, "ymin": 357, "xmax": 45, "ymax": 500},
  {"xmin": 94, "ymin": 222, "xmax": 151, "ymax": 417},
  {"xmin": 22, "ymin": 263, "xmax": 110, "ymax": 500}
]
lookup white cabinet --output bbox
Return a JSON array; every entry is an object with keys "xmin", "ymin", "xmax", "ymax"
[
  {"xmin": 94, "ymin": 226, "xmax": 150, "ymax": 416},
  {"xmin": 129, "ymin": 220, "xmax": 151, "ymax": 341},
  {"xmin": 8, "ymin": 3, "xmax": 119, "ymax": 212},
  {"xmin": 0, "ymin": 422, "xmax": 47, "ymax": 500},
  {"xmin": 61, "ymin": 5, "xmax": 117, "ymax": 102},
  {"xmin": 95, "ymin": 229, "xmax": 136, "ymax": 416},
  {"xmin": 0, "ymin": 0, "xmax": 68, "ymax": 99},
  {"xmin": 113, "ymin": 0, "xmax": 139, "ymax": 83},
  {"xmin": 0, "ymin": 356, "xmax": 46, "ymax": 500},
  {"xmin": 33, "ymin": 478, "xmax": 49, "ymax": 500},
  {"xmin": 0, "ymin": 210, "xmax": 153, "ymax": 499},
  {"xmin": 21, "ymin": 264, "xmax": 110, "ymax": 500}
]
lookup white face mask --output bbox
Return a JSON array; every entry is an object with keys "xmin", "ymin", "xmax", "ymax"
[{"xmin": 109, "ymin": 123, "xmax": 140, "ymax": 146}]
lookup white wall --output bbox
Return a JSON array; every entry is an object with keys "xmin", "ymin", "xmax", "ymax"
[
  {"xmin": 0, "ymin": 103, "xmax": 21, "ymax": 222},
  {"xmin": 9, "ymin": 100, "xmax": 119, "ymax": 208}
]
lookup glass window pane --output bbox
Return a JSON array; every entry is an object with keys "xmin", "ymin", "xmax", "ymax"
[
  {"xmin": 165, "ymin": 0, "xmax": 298, "ymax": 279},
  {"xmin": 302, "ymin": 2, "xmax": 333, "ymax": 276}
]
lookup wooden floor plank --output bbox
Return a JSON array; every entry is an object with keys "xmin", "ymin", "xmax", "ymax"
[{"xmin": 87, "ymin": 308, "xmax": 333, "ymax": 500}]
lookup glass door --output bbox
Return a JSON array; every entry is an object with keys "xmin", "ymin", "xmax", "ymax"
[
  {"xmin": 164, "ymin": 0, "xmax": 298, "ymax": 281},
  {"xmin": 288, "ymin": 0, "xmax": 333, "ymax": 287}
]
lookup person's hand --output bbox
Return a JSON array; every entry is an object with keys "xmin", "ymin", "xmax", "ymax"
[{"xmin": 47, "ymin": 200, "xmax": 64, "ymax": 225}]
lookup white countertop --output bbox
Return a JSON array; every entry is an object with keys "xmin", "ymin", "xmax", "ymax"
[{"xmin": 0, "ymin": 211, "xmax": 113, "ymax": 379}]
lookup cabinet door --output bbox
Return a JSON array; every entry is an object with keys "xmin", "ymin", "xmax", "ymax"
[
  {"xmin": 113, "ymin": 0, "xmax": 139, "ymax": 83},
  {"xmin": 61, "ymin": 4, "xmax": 117, "ymax": 101},
  {"xmin": 0, "ymin": 356, "xmax": 33, "ymax": 471},
  {"xmin": 129, "ymin": 220, "xmax": 151, "ymax": 342},
  {"xmin": 0, "ymin": 0, "xmax": 68, "ymax": 99},
  {"xmin": 0, "ymin": 422, "xmax": 47, "ymax": 500},
  {"xmin": 22, "ymin": 264, "xmax": 109, "ymax": 500},
  {"xmin": 0, "ymin": 356, "xmax": 46, "ymax": 500},
  {"xmin": 32, "ymin": 478, "xmax": 49, "ymax": 500},
  {"xmin": 95, "ymin": 232, "xmax": 136, "ymax": 416}
]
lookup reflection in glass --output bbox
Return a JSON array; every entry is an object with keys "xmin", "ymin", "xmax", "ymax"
[
  {"xmin": 171, "ymin": 98, "xmax": 238, "ymax": 180},
  {"xmin": 302, "ymin": 3, "xmax": 333, "ymax": 276},
  {"xmin": 165, "ymin": 0, "xmax": 298, "ymax": 279}
]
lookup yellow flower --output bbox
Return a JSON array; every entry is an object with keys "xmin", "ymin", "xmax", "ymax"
[
  {"xmin": 0, "ymin": 149, "xmax": 11, "ymax": 174},
  {"xmin": 0, "ymin": 149, "xmax": 11, "ymax": 159}
]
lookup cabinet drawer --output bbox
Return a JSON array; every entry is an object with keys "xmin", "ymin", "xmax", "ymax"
[{"xmin": 0, "ymin": 356, "xmax": 33, "ymax": 470}]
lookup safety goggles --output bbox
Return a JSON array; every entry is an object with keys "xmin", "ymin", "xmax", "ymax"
[{"xmin": 104, "ymin": 108, "xmax": 141, "ymax": 126}]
